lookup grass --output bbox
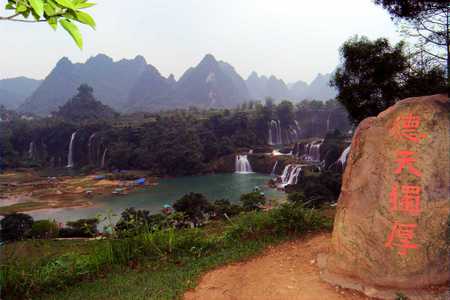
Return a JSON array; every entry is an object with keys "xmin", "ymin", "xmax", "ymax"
[{"xmin": 1, "ymin": 203, "xmax": 333, "ymax": 300}]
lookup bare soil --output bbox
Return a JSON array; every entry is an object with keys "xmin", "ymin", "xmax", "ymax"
[{"xmin": 184, "ymin": 233, "xmax": 373, "ymax": 300}]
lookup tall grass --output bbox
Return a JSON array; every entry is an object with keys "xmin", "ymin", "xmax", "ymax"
[{"xmin": 0, "ymin": 203, "xmax": 331, "ymax": 299}]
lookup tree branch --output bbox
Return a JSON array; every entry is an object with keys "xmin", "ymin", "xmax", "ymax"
[{"xmin": 420, "ymin": 48, "xmax": 446, "ymax": 61}]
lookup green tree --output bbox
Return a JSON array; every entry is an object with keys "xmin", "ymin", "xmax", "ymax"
[
  {"xmin": 1, "ymin": 0, "xmax": 96, "ymax": 48},
  {"xmin": 374, "ymin": 0, "xmax": 449, "ymax": 77},
  {"xmin": 331, "ymin": 36, "xmax": 446, "ymax": 124},
  {"xmin": 240, "ymin": 192, "xmax": 265, "ymax": 211},
  {"xmin": 0, "ymin": 213, "xmax": 34, "ymax": 241},
  {"xmin": 173, "ymin": 193, "xmax": 212, "ymax": 226}
]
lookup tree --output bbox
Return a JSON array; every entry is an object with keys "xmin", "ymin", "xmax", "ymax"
[
  {"xmin": 240, "ymin": 192, "xmax": 265, "ymax": 211},
  {"xmin": 173, "ymin": 193, "xmax": 212, "ymax": 226},
  {"xmin": 373, "ymin": 0, "xmax": 449, "ymax": 82},
  {"xmin": 0, "ymin": 213, "xmax": 34, "ymax": 241},
  {"xmin": 331, "ymin": 36, "xmax": 446, "ymax": 124},
  {"xmin": 1, "ymin": 0, "xmax": 96, "ymax": 48}
]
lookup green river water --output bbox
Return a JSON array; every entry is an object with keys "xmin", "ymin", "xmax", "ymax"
[{"xmin": 29, "ymin": 173, "xmax": 284, "ymax": 224}]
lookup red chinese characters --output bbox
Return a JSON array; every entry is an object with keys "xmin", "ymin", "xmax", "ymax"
[
  {"xmin": 389, "ymin": 184, "xmax": 421, "ymax": 215},
  {"xmin": 390, "ymin": 113, "xmax": 427, "ymax": 143},
  {"xmin": 394, "ymin": 150, "xmax": 421, "ymax": 177},
  {"xmin": 385, "ymin": 112, "xmax": 426, "ymax": 256},
  {"xmin": 385, "ymin": 222, "xmax": 418, "ymax": 255}
]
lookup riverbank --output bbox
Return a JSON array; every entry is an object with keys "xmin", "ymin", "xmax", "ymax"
[{"xmin": 0, "ymin": 170, "xmax": 157, "ymax": 215}]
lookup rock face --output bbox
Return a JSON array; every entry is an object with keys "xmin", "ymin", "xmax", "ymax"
[{"xmin": 319, "ymin": 94, "xmax": 449, "ymax": 299}]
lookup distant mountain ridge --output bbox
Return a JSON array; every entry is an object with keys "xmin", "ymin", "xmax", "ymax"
[
  {"xmin": 15, "ymin": 53, "xmax": 337, "ymax": 115},
  {"xmin": 0, "ymin": 77, "xmax": 42, "ymax": 109}
]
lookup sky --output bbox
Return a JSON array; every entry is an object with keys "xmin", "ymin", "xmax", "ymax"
[{"xmin": 0, "ymin": 0, "xmax": 403, "ymax": 84}]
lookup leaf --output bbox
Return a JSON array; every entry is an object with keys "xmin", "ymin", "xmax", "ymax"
[
  {"xmin": 75, "ymin": 2, "xmax": 95, "ymax": 9},
  {"xmin": 16, "ymin": 3, "xmax": 27, "ymax": 13},
  {"xmin": 54, "ymin": 0, "xmax": 75, "ymax": 10},
  {"xmin": 60, "ymin": 19, "xmax": 83, "ymax": 49},
  {"xmin": 44, "ymin": 3, "xmax": 56, "ymax": 16},
  {"xmin": 5, "ymin": 3, "xmax": 15, "ymax": 10},
  {"xmin": 29, "ymin": 0, "xmax": 44, "ymax": 17},
  {"xmin": 47, "ymin": 17, "xmax": 58, "ymax": 30},
  {"xmin": 74, "ymin": 10, "xmax": 95, "ymax": 29}
]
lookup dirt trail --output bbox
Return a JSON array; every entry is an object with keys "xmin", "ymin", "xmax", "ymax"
[{"xmin": 184, "ymin": 233, "xmax": 373, "ymax": 300}]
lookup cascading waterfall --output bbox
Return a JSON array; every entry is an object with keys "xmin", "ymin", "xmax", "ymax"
[
  {"xmin": 88, "ymin": 133, "xmax": 96, "ymax": 163},
  {"xmin": 279, "ymin": 164, "xmax": 303, "ymax": 187},
  {"xmin": 271, "ymin": 160, "xmax": 279, "ymax": 175},
  {"xmin": 235, "ymin": 155, "xmax": 253, "ymax": 174},
  {"xmin": 303, "ymin": 140, "xmax": 323, "ymax": 162},
  {"xmin": 268, "ymin": 120, "xmax": 283, "ymax": 145},
  {"xmin": 326, "ymin": 113, "xmax": 331, "ymax": 132},
  {"xmin": 338, "ymin": 145, "xmax": 351, "ymax": 166},
  {"xmin": 28, "ymin": 142, "xmax": 34, "ymax": 159},
  {"xmin": 101, "ymin": 148, "xmax": 108, "ymax": 169},
  {"xmin": 66, "ymin": 131, "xmax": 77, "ymax": 168}
]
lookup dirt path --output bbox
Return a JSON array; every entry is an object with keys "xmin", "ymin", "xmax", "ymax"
[{"xmin": 184, "ymin": 233, "xmax": 373, "ymax": 300}]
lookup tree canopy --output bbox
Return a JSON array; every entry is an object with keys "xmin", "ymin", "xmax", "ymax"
[
  {"xmin": 1, "ymin": 0, "xmax": 96, "ymax": 48},
  {"xmin": 331, "ymin": 36, "xmax": 446, "ymax": 123}
]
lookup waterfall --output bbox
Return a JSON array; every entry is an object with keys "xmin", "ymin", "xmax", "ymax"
[
  {"xmin": 303, "ymin": 140, "xmax": 323, "ymax": 162},
  {"xmin": 268, "ymin": 120, "xmax": 283, "ymax": 145},
  {"xmin": 326, "ymin": 113, "xmax": 331, "ymax": 132},
  {"xmin": 271, "ymin": 160, "xmax": 279, "ymax": 175},
  {"xmin": 235, "ymin": 155, "xmax": 253, "ymax": 174},
  {"xmin": 101, "ymin": 148, "xmax": 108, "ymax": 169},
  {"xmin": 88, "ymin": 133, "xmax": 96, "ymax": 164},
  {"xmin": 338, "ymin": 145, "xmax": 351, "ymax": 166},
  {"xmin": 279, "ymin": 164, "xmax": 303, "ymax": 187},
  {"xmin": 66, "ymin": 131, "xmax": 77, "ymax": 168},
  {"xmin": 28, "ymin": 142, "xmax": 34, "ymax": 159}
]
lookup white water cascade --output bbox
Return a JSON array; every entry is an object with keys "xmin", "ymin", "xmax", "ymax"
[
  {"xmin": 235, "ymin": 155, "xmax": 253, "ymax": 174},
  {"xmin": 88, "ymin": 133, "xmax": 96, "ymax": 163},
  {"xmin": 271, "ymin": 160, "xmax": 279, "ymax": 175},
  {"xmin": 28, "ymin": 142, "xmax": 34, "ymax": 159},
  {"xmin": 101, "ymin": 148, "xmax": 108, "ymax": 169},
  {"xmin": 279, "ymin": 164, "xmax": 303, "ymax": 187},
  {"xmin": 66, "ymin": 131, "xmax": 77, "ymax": 168},
  {"xmin": 303, "ymin": 140, "xmax": 323, "ymax": 162},
  {"xmin": 337, "ymin": 145, "xmax": 351, "ymax": 166},
  {"xmin": 268, "ymin": 120, "xmax": 282, "ymax": 145},
  {"xmin": 326, "ymin": 114, "xmax": 331, "ymax": 132}
]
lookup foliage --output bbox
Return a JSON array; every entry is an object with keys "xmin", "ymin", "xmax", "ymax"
[
  {"xmin": 59, "ymin": 218, "xmax": 98, "ymax": 238},
  {"xmin": 1, "ymin": 203, "xmax": 331, "ymax": 299},
  {"xmin": 212, "ymin": 199, "xmax": 242, "ymax": 219},
  {"xmin": 53, "ymin": 85, "xmax": 118, "ymax": 122},
  {"xmin": 30, "ymin": 220, "xmax": 59, "ymax": 239},
  {"xmin": 374, "ymin": 0, "xmax": 449, "ymax": 70},
  {"xmin": 240, "ymin": 192, "xmax": 266, "ymax": 211},
  {"xmin": 114, "ymin": 208, "xmax": 166, "ymax": 237},
  {"xmin": 173, "ymin": 193, "xmax": 212, "ymax": 226},
  {"xmin": 287, "ymin": 191, "xmax": 306, "ymax": 204},
  {"xmin": 1, "ymin": 0, "xmax": 96, "ymax": 48},
  {"xmin": 224, "ymin": 202, "xmax": 331, "ymax": 240},
  {"xmin": 0, "ymin": 213, "xmax": 34, "ymax": 241},
  {"xmin": 331, "ymin": 36, "xmax": 446, "ymax": 124},
  {"xmin": 288, "ymin": 171, "xmax": 342, "ymax": 207}
]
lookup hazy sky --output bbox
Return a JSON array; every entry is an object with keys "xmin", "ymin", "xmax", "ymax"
[{"xmin": 1, "ymin": 0, "xmax": 402, "ymax": 83}]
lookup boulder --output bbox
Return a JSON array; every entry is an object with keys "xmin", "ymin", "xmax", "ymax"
[{"xmin": 319, "ymin": 94, "xmax": 449, "ymax": 299}]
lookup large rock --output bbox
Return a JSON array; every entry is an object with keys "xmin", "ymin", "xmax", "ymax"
[{"xmin": 319, "ymin": 94, "xmax": 449, "ymax": 299}]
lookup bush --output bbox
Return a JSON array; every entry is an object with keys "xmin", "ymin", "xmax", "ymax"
[
  {"xmin": 59, "ymin": 218, "xmax": 98, "ymax": 238},
  {"xmin": 173, "ymin": 193, "xmax": 212, "ymax": 226},
  {"xmin": 115, "ymin": 208, "xmax": 167, "ymax": 237},
  {"xmin": 287, "ymin": 192, "xmax": 306, "ymax": 204},
  {"xmin": 30, "ymin": 220, "xmax": 59, "ymax": 239},
  {"xmin": 240, "ymin": 192, "xmax": 265, "ymax": 211},
  {"xmin": 212, "ymin": 199, "xmax": 242, "ymax": 219},
  {"xmin": 0, "ymin": 213, "xmax": 34, "ymax": 241},
  {"xmin": 224, "ymin": 203, "xmax": 331, "ymax": 241}
]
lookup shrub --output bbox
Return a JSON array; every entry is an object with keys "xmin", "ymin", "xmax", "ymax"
[
  {"xmin": 240, "ymin": 192, "xmax": 265, "ymax": 211},
  {"xmin": 0, "ymin": 213, "xmax": 34, "ymax": 241},
  {"xmin": 212, "ymin": 199, "xmax": 242, "ymax": 219},
  {"xmin": 115, "ymin": 208, "xmax": 169, "ymax": 237},
  {"xmin": 287, "ymin": 192, "xmax": 306, "ymax": 204},
  {"xmin": 173, "ymin": 193, "xmax": 212, "ymax": 226},
  {"xmin": 30, "ymin": 220, "xmax": 59, "ymax": 239},
  {"xmin": 59, "ymin": 218, "xmax": 99, "ymax": 238}
]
